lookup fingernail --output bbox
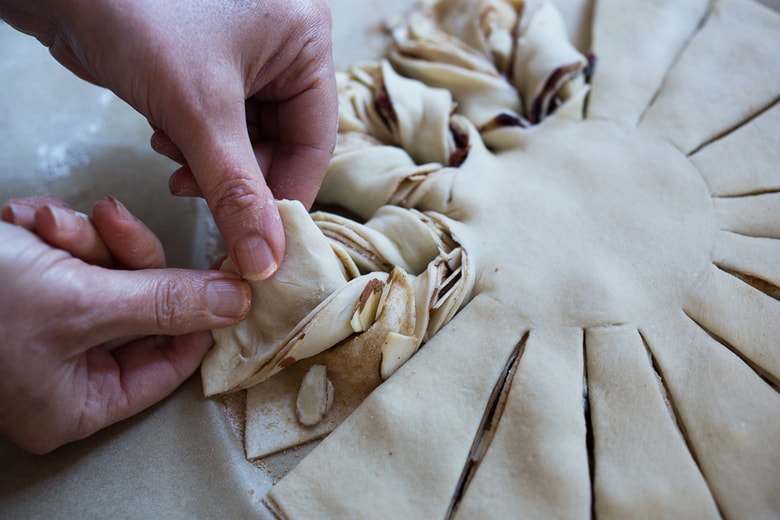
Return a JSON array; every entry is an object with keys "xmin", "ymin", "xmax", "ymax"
[
  {"xmin": 46, "ymin": 205, "xmax": 87, "ymax": 233},
  {"xmin": 104, "ymin": 197, "xmax": 132, "ymax": 221},
  {"xmin": 206, "ymin": 278, "xmax": 251, "ymax": 318},
  {"xmin": 234, "ymin": 237, "xmax": 278, "ymax": 281},
  {"xmin": 2, "ymin": 203, "xmax": 35, "ymax": 226}
]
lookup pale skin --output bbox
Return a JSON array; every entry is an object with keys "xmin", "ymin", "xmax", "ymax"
[
  {"xmin": 0, "ymin": 196, "xmax": 252, "ymax": 454},
  {"xmin": 0, "ymin": 0, "xmax": 338, "ymax": 279},
  {"xmin": 0, "ymin": 0, "xmax": 338, "ymax": 452}
]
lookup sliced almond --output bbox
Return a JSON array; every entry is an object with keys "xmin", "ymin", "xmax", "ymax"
[
  {"xmin": 296, "ymin": 365, "xmax": 332, "ymax": 427},
  {"xmin": 350, "ymin": 278, "xmax": 385, "ymax": 332},
  {"xmin": 324, "ymin": 378, "xmax": 335, "ymax": 416},
  {"xmin": 380, "ymin": 332, "xmax": 418, "ymax": 380}
]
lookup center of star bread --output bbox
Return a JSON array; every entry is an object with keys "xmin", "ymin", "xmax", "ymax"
[{"xmin": 456, "ymin": 118, "xmax": 718, "ymax": 327}]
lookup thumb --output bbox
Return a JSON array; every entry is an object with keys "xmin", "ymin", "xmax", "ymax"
[
  {"xmin": 165, "ymin": 92, "xmax": 285, "ymax": 281},
  {"xmin": 75, "ymin": 267, "xmax": 252, "ymax": 349}
]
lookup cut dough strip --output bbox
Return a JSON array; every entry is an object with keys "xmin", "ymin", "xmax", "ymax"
[
  {"xmin": 641, "ymin": 309, "xmax": 780, "ymax": 519},
  {"xmin": 244, "ymin": 267, "xmax": 416, "ymax": 459},
  {"xmin": 266, "ymin": 296, "xmax": 526, "ymax": 519},
  {"xmin": 683, "ymin": 263, "xmax": 780, "ymax": 385},
  {"xmin": 202, "ymin": 200, "xmax": 350, "ymax": 396},
  {"xmin": 585, "ymin": 325, "xmax": 719, "ymax": 519},
  {"xmin": 338, "ymin": 61, "xmax": 458, "ymax": 166},
  {"xmin": 454, "ymin": 327, "xmax": 590, "ymax": 520},
  {"xmin": 512, "ymin": 0, "xmax": 588, "ymax": 124},
  {"xmin": 390, "ymin": 5, "xmax": 524, "ymax": 129},
  {"xmin": 714, "ymin": 192, "xmax": 780, "ymax": 239},
  {"xmin": 588, "ymin": 0, "xmax": 710, "ymax": 126},
  {"xmin": 389, "ymin": 0, "xmax": 588, "ymax": 136},
  {"xmin": 447, "ymin": 331, "xmax": 528, "ymax": 518},
  {"xmin": 425, "ymin": 0, "xmax": 520, "ymax": 72},
  {"xmin": 204, "ymin": 200, "xmax": 475, "ymax": 397},
  {"xmin": 639, "ymin": 0, "xmax": 780, "ymax": 153},
  {"xmin": 262, "ymin": 272, "xmax": 388, "ymax": 377},
  {"xmin": 712, "ymin": 231, "xmax": 780, "ymax": 293},
  {"xmin": 550, "ymin": 0, "xmax": 594, "ymax": 52},
  {"xmin": 312, "ymin": 206, "xmax": 452, "ymax": 275},
  {"xmin": 690, "ymin": 100, "xmax": 780, "ymax": 197},
  {"xmin": 318, "ymin": 136, "xmax": 442, "ymax": 220}
]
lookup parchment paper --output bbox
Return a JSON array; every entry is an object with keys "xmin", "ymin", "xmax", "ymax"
[{"xmin": 1, "ymin": 0, "xmax": 778, "ymax": 517}]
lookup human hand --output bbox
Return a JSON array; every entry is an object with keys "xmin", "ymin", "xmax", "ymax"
[
  {"xmin": 0, "ymin": 0, "xmax": 338, "ymax": 280},
  {"xmin": 0, "ymin": 196, "xmax": 251, "ymax": 454}
]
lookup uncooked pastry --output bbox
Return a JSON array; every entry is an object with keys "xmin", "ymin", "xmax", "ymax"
[{"xmin": 202, "ymin": 0, "xmax": 780, "ymax": 517}]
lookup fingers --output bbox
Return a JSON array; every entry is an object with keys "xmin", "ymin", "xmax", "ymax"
[
  {"xmin": 92, "ymin": 197, "xmax": 167, "ymax": 269},
  {"xmin": 36, "ymin": 205, "xmax": 114, "ymax": 266},
  {"xmin": 244, "ymin": 4, "xmax": 338, "ymax": 209},
  {"xmin": 3, "ymin": 197, "xmax": 113, "ymax": 266},
  {"xmin": 2, "ymin": 196, "xmax": 167, "ymax": 269},
  {"xmin": 114, "ymin": 333, "xmax": 213, "ymax": 412},
  {"xmin": 75, "ymin": 332, "xmax": 214, "ymax": 441},
  {"xmin": 2, "ymin": 196, "xmax": 71, "ymax": 229},
  {"xmin": 12, "ymin": 332, "xmax": 214, "ymax": 453},
  {"xmin": 257, "ymin": 80, "xmax": 339, "ymax": 209},
  {"xmin": 168, "ymin": 165, "xmax": 203, "ymax": 198},
  {"xmin": 150, "ymin": 128, "xmax": 185, "ymax": 165},
  {"xmin": 69, "ymin": 266, "xmax": 252, "ymax": 351},
  {"xmin": 203, "ymin": 155, "xmax": 284, "ymax": 282},
  {"xmin": 164, "ymin": 94, "xmax": 285, "ymax": 281},
  {"xmin": 162, "ymin": 73, "xmax": 337, "ymax": 282}
]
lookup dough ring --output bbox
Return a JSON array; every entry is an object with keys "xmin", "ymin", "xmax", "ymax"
[{"xmin": 203, "ymin": 0, "xmax": 780, "ymax": 517}]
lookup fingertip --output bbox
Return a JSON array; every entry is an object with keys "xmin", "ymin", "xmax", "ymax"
[
  {"xmin": 196, "ymin": 164, "xmax": 285, "ymax": 280},
  {"xmin": 93, "ymin": 197, "xmax": 167, "ymax": 269},
  {"xmin": 93, "ymin": 196, "xmax": 132, "ymax": 223},
  {"xmin": 33, "ymin": 204, "xmax": 63, "ymax": 238},
  {"xmin": 2, "ymin": 203, "xmax": 36, "ymax": 228},
  {"xmin": 213, "ymin": 187, "xmax": 286, "ymax": 280},
  {"xmin": 168, "ymin": 166, "xmax": 203, "ymax": 198},
  {"xmin": 35, "ymin": 204, "xmax": 115, "ymax": 266},
  {"xmin": 92, "ymin": 196, "xmax": 114, "ymax": 218},
  {"xmin": 37, "ymin": 204, "xmax": 89, "ymax": 235},
  {"xmin": 232, "ymin": 235, "xmax": 279, "ymax": 281},
  {"xmin": 206, "ymin": 277, "xmax": 252, "ymax": 319},
  {"xmin": 2, "ymin": 196, "xmax": 74, "ymax": 229},
  {"xmin": 161, "ymin": 95, "xmax": 284, "ymax": 278},
  {"xmin": 150, "ymin": 128, "xmax": 185, "ymax": 164}
]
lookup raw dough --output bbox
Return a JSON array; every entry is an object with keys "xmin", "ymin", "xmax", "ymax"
[{"xmin": 202, "ymin": 0, "xmax": 780, "ymax": 517}]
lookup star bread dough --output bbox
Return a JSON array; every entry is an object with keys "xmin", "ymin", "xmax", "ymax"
[{"xmin": 201, "ymin": 0, "xmax": 780, "ymax": 517}]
